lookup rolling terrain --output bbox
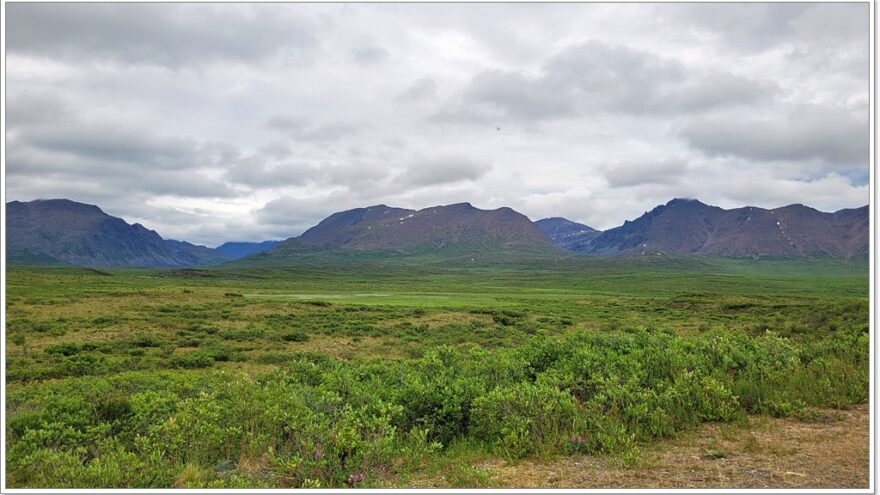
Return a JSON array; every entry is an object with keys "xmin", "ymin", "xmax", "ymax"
[{"xmin": 4, "ymin": 257, "xmax": 868, "ymax": 488}]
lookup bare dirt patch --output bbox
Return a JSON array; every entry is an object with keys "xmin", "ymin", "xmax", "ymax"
[{"xmin": 456, "ymin": 404, "xmax": 868, "ymax": 489}]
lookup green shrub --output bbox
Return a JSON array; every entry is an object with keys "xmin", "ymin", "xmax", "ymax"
[
  {"xmin": 281, "ymin": 331, "xmax": 309, "ymax": 343},
  {"xmin": 170, "ymin": 353, "xmax": 214, "ymax": 369},
  {"xmin": 471, "ymin": 382, "xmax": 578, "ymax": 458}
]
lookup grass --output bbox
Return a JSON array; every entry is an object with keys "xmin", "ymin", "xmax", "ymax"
[{"xmin": 4, "ymin": 255, "xmax": 869, "ymax": 488}]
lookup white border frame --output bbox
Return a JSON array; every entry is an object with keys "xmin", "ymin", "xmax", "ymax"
[{"xmin": 0, "ymin": 1, "xmax": 875, "ymax": 494}]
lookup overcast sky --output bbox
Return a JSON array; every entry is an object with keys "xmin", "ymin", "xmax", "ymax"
[{"xmin": 5, "ymin": 3, "xmax": 870, "ymax": 247}]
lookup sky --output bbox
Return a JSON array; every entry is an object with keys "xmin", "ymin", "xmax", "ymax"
[{"xmin": 4, "ymin": 3, "xmax": 870, "ymax": 247}]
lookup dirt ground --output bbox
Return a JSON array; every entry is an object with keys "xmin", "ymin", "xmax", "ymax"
[{"xmin": 430, "ymin": 404, "xmax": 871, "ymax": 489}]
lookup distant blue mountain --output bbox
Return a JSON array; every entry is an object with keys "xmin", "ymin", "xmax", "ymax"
[
  {"xmin": 215, "ymin": 240, "xmax": 281, "ymax": 260},
  {"xmin": 536, "ymin": 217, "xmax": 601, "ymax": 252},
  {"xmin": 6, "ymin": 199, "xmax": 230, "ymax": 267}
]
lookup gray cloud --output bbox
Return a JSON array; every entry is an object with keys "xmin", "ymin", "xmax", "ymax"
[
  {"xmin": 396, "ymin": 156, "xmax": 491, "ymax": 187},
  {"xmin": 25, "ymin": 123, "xmax": 200, "ymax": 171},
  {"xmin": 6, "ymin": 99, "xmax": 234, "ymax": 199},
  {"xmin": 226, "ymin": 159, "xmax": 318, "ymax": 189},
  {"xmin": 663, "ymin": 3, "xmax": 811, "ymax": 51},
  {"xmin": 6, "ymin": 92, "xmax": 72, "ymax": 129},
  {"xmin": 351, "ymin": 45, "xmax": 390, "ymax": 65},
  {"xmin": 6, "ymin": 3, "xmax": 318, "ymax": 68},
  {"xmin": 603, "ymin": 159, "xmax": 687, "ymax": 188},
  {"xmin": 790, "ymin": 4, "xmax": 868, "ymax": 43},
  {"xmin": 265, "ymin": 115, "xmax": 359, "ymax": 142},
  {"xmin": 397, "ymin": 77, "xmax": 437, "ymax": 102},
  {"xmin": 680, "ymin": 105, "xmax": 868, "ymax": 166},
  {"xmin": 447, "ymin": 41, "xmax": 775, "ymax": 123},
  {"xmin": 7, "ymin": 144, "xmax": 233, "ymax": 199},
  {"xmin": 256, "ymin": 193, "xmax": 356, "ymax": 234}
]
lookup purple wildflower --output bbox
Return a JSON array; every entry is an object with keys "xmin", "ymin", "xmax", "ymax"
[
  {"xmin": 314, "ymin": 449, "xmax": 323, "ymax": 460},
  {"xmin": 347, "ymin": 472, "xmax": 365, "ymax": 485},
  {"xmin": 570, "ymin": 434, "xmax": 587, "ymax": 443}
]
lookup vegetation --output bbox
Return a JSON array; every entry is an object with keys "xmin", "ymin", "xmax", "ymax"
[{"xmin": 4, "ymin": 256, "xmax": 869, "ymax": 488}]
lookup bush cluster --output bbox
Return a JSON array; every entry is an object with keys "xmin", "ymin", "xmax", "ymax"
[{"xmin": 6, "ymin": 324, "xmax": 867, "ymax": 488}]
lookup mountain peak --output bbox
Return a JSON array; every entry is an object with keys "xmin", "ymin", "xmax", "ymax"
[
  {"xmin": 666, "ymin": 197, "xmax": 705, "ymax": 207},
  {"xmin": 22, "ymin": 198, "xmax": 106, "ymax": 215},
  {"xmin": 288, "ymin": 202, "xmax": 559, "ymax": 255},
  {"xmin": 439, "ymin": 202, "xmax": 475, "ymax": 210}
]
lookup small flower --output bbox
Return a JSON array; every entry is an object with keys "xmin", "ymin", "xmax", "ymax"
[
  {"xmin": 569, "ymin": 434, "xmax": 586, "ymax": 443},
  {"xmin": 347, "ymin": 472, "xmax": 365, "ymax": 485},
  {"xmin": 314, "ymin": 449, "xmax": 323, "ymax": 460}
]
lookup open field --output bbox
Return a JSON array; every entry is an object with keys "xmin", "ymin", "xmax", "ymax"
[{"xmin": 4, "ymin": 256, "xmax": 870, "ymax": 488}]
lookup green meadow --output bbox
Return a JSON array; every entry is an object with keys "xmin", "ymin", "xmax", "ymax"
[{"xmin": 4, "ymin": 256, "xmax": 869, "ymax": 488}]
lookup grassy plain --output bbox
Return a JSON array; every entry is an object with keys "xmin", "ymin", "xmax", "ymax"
[{"xmin": 4, "ymin": 255, "xmax": 870, "ymax": 488}]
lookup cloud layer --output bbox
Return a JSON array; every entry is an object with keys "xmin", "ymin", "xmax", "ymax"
[{"xmin": 5, "ymin": 3, "xmax": 869, "ymax": 246}]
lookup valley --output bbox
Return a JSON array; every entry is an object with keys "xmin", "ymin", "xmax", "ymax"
[{"xmin": 4, "ymin": 256, "xmax": 869, "ymax": 488}]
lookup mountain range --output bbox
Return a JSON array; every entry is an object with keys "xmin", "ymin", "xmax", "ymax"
[
  {"xmin": 4, "ymin": 197, "xmax": 869, "ymax": 268},
  {"xmin": 576, "ymin": 198, "xmax": 868, "ymax": 258}
]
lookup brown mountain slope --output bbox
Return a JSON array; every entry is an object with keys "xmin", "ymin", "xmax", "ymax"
[{"xmin": 273, "ymin": 202, "xmax": 561, "ymax": 256}]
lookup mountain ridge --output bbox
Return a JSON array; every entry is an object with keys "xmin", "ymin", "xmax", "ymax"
[
  {"xmin": 6, "ymin": 199, "xmax": 231, "ymax": 268},
  {"xmin": 571, "ymin": 198, "xmax": 868, "ymax": 258},
  {"xmin": 5, "ymin": 197, "xmax": 870, "ymax": 267},
  {"xmin": 269, "ymin": 202, "xmax": 561, "ymax": 257}
]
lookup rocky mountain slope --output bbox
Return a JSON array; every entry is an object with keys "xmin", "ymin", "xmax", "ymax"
[{"xmin": 578, "ymin": 198, "xmax": 868, "ymax": 258}]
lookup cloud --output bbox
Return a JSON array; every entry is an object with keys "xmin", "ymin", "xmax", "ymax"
[
  {"xmin": 663, "ymin": 3, "xmax": 810, "ymax": 51},
  {"xmin": 256, "ymin": 193, "xmax": 358, "ymax": 234},
  {"xmin": 351, "ymin": 45, "xmax": 390, "ymax": 65},
  {"xmin": 6, "ymin": 100, "xmax": 235, "ymax": 199},
  {"xmin": 790, "ymin": 4, "xmax": 868, "ymax": 43},
  {"xmin": 397, "ymin": 77, "xmax": 437, "ymax": 102},
  {"xmin": 680, "ymin": 105, "xmax": 868, "ymax": 166},
  {"xmin": 3, "ymin": 4, "xmax": 868, "ymax": 246},
  {"xmin": 7, "ymin": 144, "xmax": 233, "ymax": 199},
  {"xmin": 444, "ymin": 41, "xmax": 775, "ymax": 124},
  {"xmin": 6, "ymin": 92, "xmax": 72, "ymax": 129},
  {"xmin": 225, "ymin": 157, "xmax": 319, "ymax": 188},
  {"xmin": 603, "ymin": 159, "xmax": 687, "ymax": 188},
  {"xmin": 265, "ymin": 115, "xmax": 359, "ymax": 142},
  {"xmin": 395, "ymin": 156, "xmax": 492, "ymax": 187},
  {"xmin": 6, "ymin": 3, "xmax": 318, "ymax": 68},
  {"xmin": 24, "ymin": 123, "xmax": 200, "ymax": 171}
]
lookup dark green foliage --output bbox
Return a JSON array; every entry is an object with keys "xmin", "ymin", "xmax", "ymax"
[
  {"xmin": 169, "ymin": 352, "xmax": 214, "ymax": 369},
  {"xmin": 281, "ymin": 331, "xmax": 309, "ymax": 342},
  {"xmin": 96, "ymin": 397, "xmax": 133, "ymax": 423}
]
